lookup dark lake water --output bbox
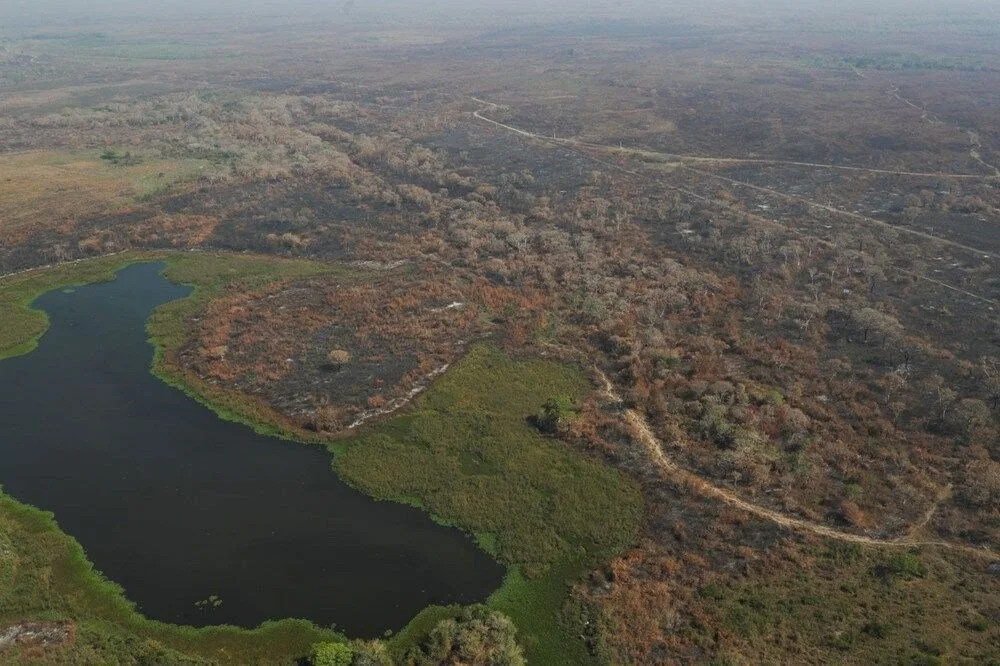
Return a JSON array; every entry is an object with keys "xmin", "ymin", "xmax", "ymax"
[{"xmin": 0, "ymin": 262, "xmax": 502, "ymax": 634}]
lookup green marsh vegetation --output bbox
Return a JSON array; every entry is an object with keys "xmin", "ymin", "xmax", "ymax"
[
  {"xmin": 0, "ymin": 253, "xmax": 643, "ymax": 663},
  {"xmin": 335, "ymin": 345, "xmax": 643, "ymax": 664}
]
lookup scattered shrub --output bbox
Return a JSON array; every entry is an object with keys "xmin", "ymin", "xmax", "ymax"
[
  {"xmin": 327, "ymin": 348, "xmax": 353, "ymax": 367},
  {"xmin": 883, "ymin": 552, "xmax": 926, "ymax": 580}
]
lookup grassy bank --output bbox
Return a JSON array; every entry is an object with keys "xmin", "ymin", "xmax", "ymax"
[
  {"xmin": 0, "ymin": 494, "xmax": 341, "ymax": 664},
  {"xmin": 0, "ymin": 252, "xmax": 162, "ymax": 361},
  {"xmin": 0, "ymin": 254, "xmax": 643, "ymax": 663},
  {"xmin": 335, "ymin": 345, "xmax": 644, "ymax": 664}
]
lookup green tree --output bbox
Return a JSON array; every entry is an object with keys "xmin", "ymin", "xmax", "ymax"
[
  {"xmin": 404, "ymin": 606, "xmax": 525, "ymax": 666},
  {"xmin": 536, "ymin": 395, "xmax": 578, "ymax": 434},
  {"xmin": 310, "ymin": 642, "xmax": 354, "ymax": 666}
]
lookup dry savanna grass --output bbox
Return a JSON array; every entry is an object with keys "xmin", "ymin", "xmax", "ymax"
[
  {"xmin": 581, "ymin": 113, "xmax": 678, "ymax": 143},
  {"xmin": 0, "ymin": 79, "xmax": 165, "ymax": 112},
  {"xmin": 0, "ymin": 150, "xmax": 211, "ymax": 243}
]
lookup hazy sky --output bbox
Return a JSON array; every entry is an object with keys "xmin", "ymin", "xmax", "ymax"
[{"xmin": 2, "ymin": 0, "xmax": 997, "ymax": 34}]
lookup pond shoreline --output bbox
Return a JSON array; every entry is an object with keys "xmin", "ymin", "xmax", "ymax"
[{"xmin": 0, "ymin": 252, "xmax": 642, "ymax": 665}]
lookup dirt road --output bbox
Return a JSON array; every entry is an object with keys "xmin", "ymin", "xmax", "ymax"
[
  {"xmin": 472, "ymin": 98, "xmax": 1000, "ymax": 307},
  {"xmin": 472, "ymin": 97, "xmax": 996, "ymax": 180},
  {"xmin": 595, "ymin": 370, "xmax": 998, "ymax": 561}
]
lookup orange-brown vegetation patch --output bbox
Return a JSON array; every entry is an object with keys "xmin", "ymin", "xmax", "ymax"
[
  {"xmin": 180, "ymin": 265, "xmax": 552, "ymax": 432},
  {"xmin": 583, "ymin": 548, "xmax": 684, "ymax": 662},
  {"xmin": 123, "ymin": 213, "xmax": 221, "ymax": 247}
]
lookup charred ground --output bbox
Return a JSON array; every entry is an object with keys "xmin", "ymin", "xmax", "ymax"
[{"xmin": 2, "ymin": 2, "xmax": 1000, "ymax": 663}]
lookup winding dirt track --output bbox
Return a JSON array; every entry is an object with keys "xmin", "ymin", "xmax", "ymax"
[
  {"xmin": 473, "ymin": 99, "xmax": 1000, "ymax": 261},
  {"xmin": 473, "ymin": 98, "xmax": 1000, "ymax": 309},
  {"xmin": 678, "ymin": 164, "xmax": 1000, "ymax": 262},
  {"xmin": 885, "ymin": 85, "xmax": 1000, "ymax": 178},
  {"xmin": 471, "ymin": 98, "xmax": 996, "ymax": 180},
  {"xmin": 594, "ymin": 371, "xmax": 999, "ymax": 561},
  {"xmin": 477, "ymin": 96, "xmax": 1000, "ymax": 560}
]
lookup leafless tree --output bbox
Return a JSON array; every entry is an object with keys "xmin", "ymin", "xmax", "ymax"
[{"xmin": 981, "ymin": 356, "xmax": 1000, "ymax": 409}]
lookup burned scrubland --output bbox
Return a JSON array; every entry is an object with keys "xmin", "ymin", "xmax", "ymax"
[{"xmin": 2, "ymin": 0, "xmax": 1000, "ymax": 663}]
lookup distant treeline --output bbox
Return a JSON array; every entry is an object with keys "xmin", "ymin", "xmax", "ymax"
[{"xmin": 839, "ymin": 54, "xmax": 992, "ymax": 72}]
